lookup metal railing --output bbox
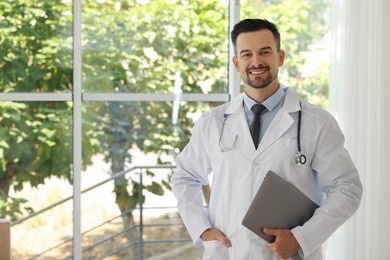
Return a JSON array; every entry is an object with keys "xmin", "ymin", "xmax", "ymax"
[{"xmin": 12, "ymin": 165, "xmax": 193, "ymax": 259}]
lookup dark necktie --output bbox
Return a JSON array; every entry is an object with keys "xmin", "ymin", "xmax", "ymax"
[{"xmin": 250, "ymin": 104, "xmax": 266, "ymax": 149}]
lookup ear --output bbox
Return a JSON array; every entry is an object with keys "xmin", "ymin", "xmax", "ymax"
[
  {"xmin": 278, "ymin": 50, "xmax": 285, "ymax": 66},
  {"xmin": 233, "ymin": 56, "xmax": 240, "ymax": 72}
]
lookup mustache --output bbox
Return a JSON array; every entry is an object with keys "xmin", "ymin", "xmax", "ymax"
[{"xmin": 248, "ymin": 66, "xmax": 269, "ymax": 70}]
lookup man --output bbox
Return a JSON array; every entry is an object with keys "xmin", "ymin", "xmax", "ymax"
[{"xmin": 171, "ymin": 18, "xmax": 362, "ymax": 259}]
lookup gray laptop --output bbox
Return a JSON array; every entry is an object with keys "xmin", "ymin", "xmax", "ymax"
[{"xmin": 242, "ymin": 171, "xmax": 319, "ymax": 260}]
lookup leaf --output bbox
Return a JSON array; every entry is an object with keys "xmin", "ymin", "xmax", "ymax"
[
  {"xmin": 161, "ymin": 179, "xmax": 172, "ymax": 191},
  {"xmin": 145, "ymin": 170, "xmax": 155, "ymax": 177},
  {"xmin": 146, "ymin": 181, "xmax": 164, "ymax": 196}
]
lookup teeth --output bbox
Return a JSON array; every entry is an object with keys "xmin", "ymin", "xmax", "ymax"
[
  {"xmin": 250, "ymin": 69, "xmax": 266, "ymax": 75},
  {"xmin": 251, "ymin": 71, "xmax": 263, "ymax": 75}
]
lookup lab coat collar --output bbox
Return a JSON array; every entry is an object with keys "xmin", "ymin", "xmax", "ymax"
[
  {"xmin": 283, "ymin": 87, "xmax": 302, "ymax": 113},
  {"xmin": 225, "ymin": 92, "xmax": 245, "ymax": 115},
  {"xmin": 222, "ymin": 88, "xmax": 302, "ymax": 154}
]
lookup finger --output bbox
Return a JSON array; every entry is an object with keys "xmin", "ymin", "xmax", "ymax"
[
  {"xmin": 215, "ymin": 231, "xmax": 232, "ymax": 247},
  {"xmin": 220, "ymin": 237, "xmax": 232, "ymax": 247},
  {"xmin": 263, "ymin": 228, "xmax": 278, "ymax": 236}
]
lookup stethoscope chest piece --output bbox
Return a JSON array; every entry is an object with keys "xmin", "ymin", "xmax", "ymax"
[{"xmin": 295, "ymin": 152, "xmax": 306, "ymax": 166}]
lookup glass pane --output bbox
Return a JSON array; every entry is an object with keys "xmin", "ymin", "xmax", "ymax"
[
  {"xmin": 81, "ymin": 101, "xmax": 220, "ymax": 258},
  {"xmin": 1, "ymin": 102, "xmax": 73, "ymax": 258},
  {"xmin": 0, "ymin": 1, "xmax": 73, "ymax": 93},
  {"xmin": 241, "ymin": 0, "xmax": 332, "ymax": 108},
  {"xmin": 82, "ymin": 0, "xmax": 229, "ymax": 94}
]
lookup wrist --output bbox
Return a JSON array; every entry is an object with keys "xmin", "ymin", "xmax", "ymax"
[{"xmin": 200, "ymin": 228, "xmax": 212, "ymax": 240}]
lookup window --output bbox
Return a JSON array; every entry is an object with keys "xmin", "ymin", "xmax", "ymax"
[{"xmin": 1, "ymin": 0, "xmax": 331, "ymax": 258}]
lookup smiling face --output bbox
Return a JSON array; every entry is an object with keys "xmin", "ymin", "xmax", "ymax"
[{"xmin": 233, "ymin": 29, "xmax": 284, "ymax": 100}]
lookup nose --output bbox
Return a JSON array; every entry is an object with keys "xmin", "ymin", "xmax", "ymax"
[{"xmin": 251, "ymin": 53, "xmax": 264, "ymax": 67}]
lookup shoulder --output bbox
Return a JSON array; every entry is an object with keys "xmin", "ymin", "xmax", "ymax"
[
  {"xmin": 201, "ymin": 93, "xmax": 244, "ymax": 121},
  {"xmin": 284, "ymin": 87, "xmax": 338, "ymax": 127},
  {"xmin": 301, "ymin": 101, "xmax": 341, "ymax": 132},
  {"xmin": 199, "ymin": 102, "xmax": 231, "ymax": 122},
  {"xmin": 302, "ymin": 101, "xmax": 334, "ymax": 120}
]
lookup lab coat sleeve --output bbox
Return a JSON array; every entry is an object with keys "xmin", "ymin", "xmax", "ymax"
[
  {"xmin": 291, "ymin": 113, "xmax": 363, "ymax": 258},
  {"xmin": 171, "ymin": 113, "xmax": 213, "ymax": 247}
]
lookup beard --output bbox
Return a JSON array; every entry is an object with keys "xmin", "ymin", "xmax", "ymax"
[{"xmin": 242, "ymin": 67, "xmax": 277, "ymax": 89}]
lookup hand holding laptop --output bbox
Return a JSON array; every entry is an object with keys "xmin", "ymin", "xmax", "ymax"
[
  {"xmin": 263, "ymin": 228, "xmax": 300, "ymax": 260},
  {"xmin": 242, "ymin": 171, "xmax": 320, "ymax": 260}
]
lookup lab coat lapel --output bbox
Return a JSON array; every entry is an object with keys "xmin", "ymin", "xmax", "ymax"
[
  {"xmin": 256, "ymin": 108, "xmax": 293, "ymax": 155},
  {"xmin": 256, "ymin": 88, "xmax": 301, "ymax": 156}
]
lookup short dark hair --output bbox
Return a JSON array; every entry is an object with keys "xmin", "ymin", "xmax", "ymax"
[{"xmin": 231, "ymin": 18, "xmax": 281, "ymax": 53}]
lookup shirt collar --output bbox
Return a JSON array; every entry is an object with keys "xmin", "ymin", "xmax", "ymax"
[{"xmin": 243, "ymin": 86, "xmax": 285, "ymax": 112}]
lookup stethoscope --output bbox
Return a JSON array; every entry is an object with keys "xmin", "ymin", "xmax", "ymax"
[
  {"xmin": 294, "ymin": 107, "xmax": 307, "ymax": 166},
  {"xmin": 218, "ymin": 114, "xmax": 237, "ymax": 152},
  {"xmin": 218, "ymin": 103, "xmax": 307, "ymax": 166}
]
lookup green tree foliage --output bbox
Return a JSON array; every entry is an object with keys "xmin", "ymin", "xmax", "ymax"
[
  {"xmin": 0, "ymin": 0, "xmax": 73, "ymax": 92},
  {"xmin": 0, "ymin": 0, "xmax": 76, "ymax": 220},
  {"xmin": 82, "ymin": 0, "xmax": 228, "ymax": 94}
]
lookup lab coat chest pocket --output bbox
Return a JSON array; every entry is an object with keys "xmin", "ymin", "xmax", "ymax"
[{"xmin": 271, "ymin": 138, "xmax": 312, "ymax": 181}]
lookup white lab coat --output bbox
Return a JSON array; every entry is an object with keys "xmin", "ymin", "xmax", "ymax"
[{"xmin": 171, "ymin": 88, "xmax": 362, "ymax": 260}]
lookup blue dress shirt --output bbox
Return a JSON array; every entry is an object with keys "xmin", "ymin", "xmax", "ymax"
[{"xmin": 243, "ymin": 87, "xmax": 286, "ymax": 143}]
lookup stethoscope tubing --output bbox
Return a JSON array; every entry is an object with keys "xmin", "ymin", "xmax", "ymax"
[{"xmin": 297, "ymin": 109, "xmax": 302, "ymax": 153}]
